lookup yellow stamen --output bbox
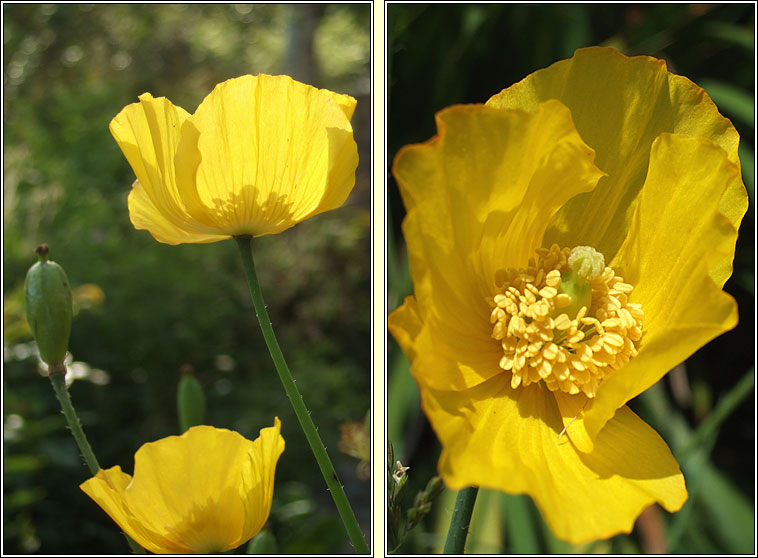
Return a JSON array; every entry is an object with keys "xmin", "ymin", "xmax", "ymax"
[{"xmin": 489, "ymin": 244, "xmax": 644, "ymax": 398}]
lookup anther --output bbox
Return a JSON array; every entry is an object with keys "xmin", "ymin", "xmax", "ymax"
[{"xmin": 489, "ymin": 244, "xmax": 644, "ymax": 398}]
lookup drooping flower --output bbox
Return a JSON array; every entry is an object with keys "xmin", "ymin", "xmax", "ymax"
[
  {"xmin": 80, "ymin": 419, "xmax": 284, "ymax": 554},
  {"xmin": 110, "ymin": 74, "xmax": 358, "ymax": 244},
  {"xmin": 389, "ymin": 47, "xmax": 747, "ymax": 543}
]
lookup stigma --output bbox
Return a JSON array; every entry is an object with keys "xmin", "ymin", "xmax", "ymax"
[{"xmin": 489, "ymin": 244, "xmax": 643, "ymax": 398}]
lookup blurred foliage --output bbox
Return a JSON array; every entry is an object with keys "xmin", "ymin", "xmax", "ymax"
[
  {"xmin": 388, "ymin": 3, "xmax": 755, "ymax": 555},
  {"xmin": 3, "ymin": 3, "xmax": 370, "ymax": 554}
]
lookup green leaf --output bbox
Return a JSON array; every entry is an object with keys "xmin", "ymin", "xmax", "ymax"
[
  {"xmin": 701, "ymin": 21, "xmax": 755, "ymax": 51},
  {"xmin": 698, "ymin": 465, "xmax": 754, "ymax": 553},
  {"xmin": 387, "ymin": 350, "xmax": 420, "ymax": 460},
  {"xmin": 700, "ymin": 79, "xmax": 754, "ymax": 127},
  {"xmin": 466, "ymin": 489, "xmax": 502, "ymax": 553},
  {"xmin": 678, "ymin": 369, "xmax": 754, "ymax": 462},
  {"xmin": 502, "ymin": 493, "xmax": 540, "ymax": 553},
  {"xmin": 246, "ymin": 529, "xmax": 277, "ymax": 554}
]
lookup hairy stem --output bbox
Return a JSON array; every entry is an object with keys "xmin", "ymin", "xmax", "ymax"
[
  {"xmin": 49, "ymin": 371, "xmax": 145, "ymax": 554},
  {"xmin": 235, "ymin": 236, "xmax": 369, "ymax": 554},
  {"xmin": 443, "ymin": 487, "xmax": 479, "ymax": 554}
]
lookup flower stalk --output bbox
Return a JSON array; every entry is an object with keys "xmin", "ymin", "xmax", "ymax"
[
  {"xmin": 235, "ymin": 235, "xmax": 369, "ymax": 555},
  {"xmin": 443, "ymin": 487, "xmax": 479, "ymax": 554},
  {"xmin": 49, "ymin": 370, "xmax": 100, "ymax": 476},
  {"xmin": 50, "ymin": 370, "xmax": 145, "ymax": 554}
]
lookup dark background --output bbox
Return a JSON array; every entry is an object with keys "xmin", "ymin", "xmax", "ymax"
[
  {"xmin": 387, "ymin": 4, "xmax": 754, "ymax": 554},
  {"xmin": 3, "ymin": 4, "xmax": 371, "ymax": 554}
]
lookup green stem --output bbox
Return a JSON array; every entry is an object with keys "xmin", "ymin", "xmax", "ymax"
[
  {"xmin": 49, "ymin": 372, "xmax": 100, "ymax": 476},
  {"xmin": 443, "ymin": 487, "xmax": 479, "ymax": 554},
  {"xmin": 235, "ymin": 236, "xmax": 369, "ymax": 555},
  {"xmin": 49, "ymin": 370, "xmax": 145, "ymax": 554}
]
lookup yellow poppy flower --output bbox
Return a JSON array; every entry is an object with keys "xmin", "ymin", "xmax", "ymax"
[
  {"xmin": 80, "ymin": 419, "xmax": 284, "ymax": 554},
  {"xmin": 110, "ymin": 74, "xmax": 358, "ymax": 244},
  {"xmin": 389, "ymin": 47, "xmax": 747, "ymax": 543}
]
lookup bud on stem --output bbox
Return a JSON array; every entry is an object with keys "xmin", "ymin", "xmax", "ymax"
[
  {"xmin": 177, "ymin": 367, "xmax": 206, "ymax": 432},
  {"xmin": 24, "ymin": 244, "xmax": 73, "ymax": 371}
]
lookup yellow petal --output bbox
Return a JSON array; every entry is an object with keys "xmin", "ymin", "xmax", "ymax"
[
  {"xmin": 175, "ymin": 74, "xmax": 358, "ymax": 237},
  {"xmin": 553, "ymin": 390, "xmax": 594, "ymax": 453},
  {"xmin": 80, "ymin": 466, "xmax": 183, "ymax": 554},
  {"xmin": 387, "ymin": 295, "xmax": 423, "ymax": 363},
  {"xmin": 127, "ymin": 180, "xmax": 227, "ymax": 245},
  {"xmin": 239, "ymin": 418, "xmax": 285, "ymax": 545},
  {"xmin": 391, "ymin": 101, "xmax": 603, "ymax": 391},
  {"xmin": 80, "ymin": 421, "xmax": 284, "ymax": 554},
  {"xmin": 486, "ymin": 46, "xmax": 741, "ymax": 261},
  {"xmin": 577, "ymin": 133, "xmax": 746, "ymax": 441},
  {"xmin": 425, "ymin": 376, "xmax": 686, "ymax": 544},
  {"xmin": 388, "ymin": 293, "xmax": 501, "ymax": 395},
  {"xmin": 110, "ymin": 94, "xmax": 224, "ymax": 245}
]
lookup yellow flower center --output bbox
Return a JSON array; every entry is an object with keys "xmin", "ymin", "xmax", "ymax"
[{"xmin": 489, "ymin": 244, "xmax": 643, "ymax": 398}]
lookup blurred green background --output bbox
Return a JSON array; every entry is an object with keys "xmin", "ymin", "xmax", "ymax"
[
  {"xmin": 387, "ymin": 4, "xmax": 755, "ymax": 555},
  {"xmin": 3, "ymin": 3, "xmax": 370, "ymax": 554}
]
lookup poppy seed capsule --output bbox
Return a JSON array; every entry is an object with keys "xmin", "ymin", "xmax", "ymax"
[
  {"xmin": 177, "ymin": 371, "xmax": 206, "ymax": 432},
  {"xmin": 24, "ymin": 244, "xmax": 73, "ymax": 372}
]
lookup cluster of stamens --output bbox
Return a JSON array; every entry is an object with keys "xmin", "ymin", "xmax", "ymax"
[{"xmin": 488, "ymin": 244, "xmax": 643, "ymax": 398}]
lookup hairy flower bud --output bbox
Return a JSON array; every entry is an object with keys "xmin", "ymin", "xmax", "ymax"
[
  {"xmin": 177, "ymin": 367, "xmax": 206, "ymax": 432},
  {"xmin": 24, "ymin": 245, "xmax": 73, "ymax": 372}
]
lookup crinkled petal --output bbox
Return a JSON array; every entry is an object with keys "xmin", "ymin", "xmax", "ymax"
[
  {"xmin": 576, "ymin": 133, "xmax": 746, "ymax": 441},
  {"xmin": 174, "ymin": 74, "xmax": 358, "ymax": 237},
  {"xmin": 486, "ymin": 46, "xmax": 741, "ymax": 261},
  {"xmin": 128, "ymin": 180, "xmax": 227, "ymax": 245},
  {"xmin": 391, "ymin": 101, "xmax": 603, "ymax": 391},
  {"xmin": 239, "ymin": 418, "xmax": 285, "ymax": 545},
  {"xmin": 81, "ymin": 422, "xmax": 284, "ymax": 554},
  {"xmin": 127, "ymin": 426, "xmax": 248, "ymax": 552},
  {"xmin": 80, "ymin": 466, "xmax": 184, "ymax": 554},
  {"xmin": 424, "ymin": 376, "xmax": 686, "ymax": 544},
  {"xmin": 110, "ymin": 94, "xmax": 224, "ymax": 245},
  {"xmin": 387, "ymin": 295, "xmax": 423, "ymax": 364}
]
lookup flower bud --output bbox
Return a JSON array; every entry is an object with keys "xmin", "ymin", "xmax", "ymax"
[
  {"xmin": 177, "ymin": 367, "xmax": 206, "ymax": 432},
  {"xmin": 24, "ymin": 244, "xmax": 73, "ymax": 372}
]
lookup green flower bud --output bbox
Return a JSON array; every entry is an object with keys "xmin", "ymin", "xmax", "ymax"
[
  {"xmin": 24, "ymin": 244, "xmax": 73, "ymax": 372},
  {"xmin": 177, "ymin": 367, "xmax": 206, "ymax": 432},
  {"xmin": 424, "ymin": 475, "xmax": 444, "ymax": 499},
  {"xmin": 406, "ymin": 506, "xmax": 421, "ymax": 525}
]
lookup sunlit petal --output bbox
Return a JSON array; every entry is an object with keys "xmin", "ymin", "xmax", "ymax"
[
  {"xmin": 110, "ymin": 94, "xmax": 222, "ymax": 243},
  {"xmin": 80, "ymin": 421, "xmax": 284, "ymax": 554},
  {"xmin": 174, "ymin": 74, "xmax": 358, "ymax": 237},
  {"xmin": 486, "ymin": 46, "xmax": 740, "ymax": 261},
  {"xmin": 426, "ymin": 377, "xmax": 686, "ymax": 544},
  {"xmin": 392, "ymin": 101, "xmax": 603, "ymax": 391},
  {"xmin": 391, "ymin": 47, "xmax": 746, "ymax": 543}
]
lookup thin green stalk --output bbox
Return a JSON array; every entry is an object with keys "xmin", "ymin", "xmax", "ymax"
[
  {"xmin": 443, "ymin": 487, "xmax": 479, "ymax": 554},
  {"xmin": 235, "ymin": 236, "xmax": 369, "ymax": 555},
  {"xmin": 49, "ymin": 371, "xmax": 101, "ymax": 475},
  {"xmin": 49, "ymin": 370, "xmax": 145, "ymax": 554}
]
